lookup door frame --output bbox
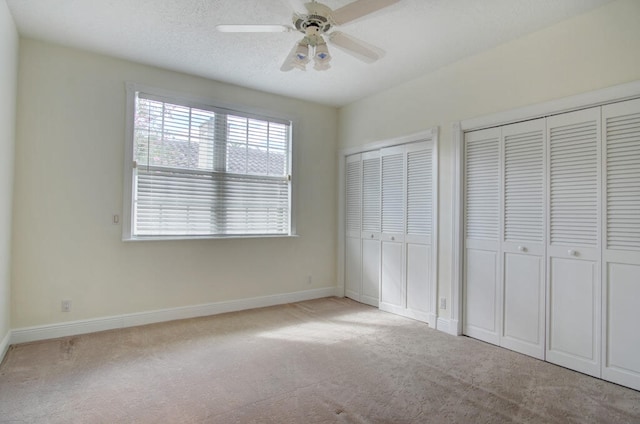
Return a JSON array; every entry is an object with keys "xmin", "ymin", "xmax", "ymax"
[
  {"xmin": 450, "ymin": 80, "xmax": 640, "ymax": 336},
  {"xmin": 338, "ymin": 127, "xmax": 439, "ymax": 328}
]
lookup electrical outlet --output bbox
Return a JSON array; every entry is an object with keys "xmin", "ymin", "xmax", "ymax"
[
  {"xmin": 113, "ymin": 214, "xmax": 120, "ymax": 224},
  {"xmin": 307, "ymin": 275, "xmax": 313, "ymax": 285},
  {"xmin": 61, "ymin": 300, "xmax": 72, "ymax": 312},
  {"xmin": 439, "ymin": 297, "xmax": 446, "ymax": 310}
]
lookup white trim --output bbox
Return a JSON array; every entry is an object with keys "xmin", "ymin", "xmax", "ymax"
[
  {"xmin": 380, "ymin": 303, "xmax": 430, "ymax": 324},
  {"xmin": 451, "ymin": 80, "xmax": 640, "ymax": 339},
  {"xmin": 450, "ymin": 122, "xmax": 464, "ymax": 336},
  {"xmin": 125, "ymin": 82, "xmax": 297, "ymax": 124},
  {"xmin": 339, "ymin": 129, "xmax": 436, "ymax": 157},
  {"xmin": 10, "ymin": 287, "xmax": 338, "ymax": 345},
  {"xmin": 336, "ymin": 151, "xmax": 346, "ymax": 297},
  {"xmin": 122, "ymin": 83, "xmax": 135, "ymax": 240},
  {"xmin": 123, "ymin": 234, "xmax": 300, "ymax": 242},
  {"xmin": 430, "ymin": 127, "xmax": 440, "ymax": 330},
  {"xmin": 289, "ymin": 119, "xmax": 298, "ymax": 236},
  {"xmin": 460, "ymin": 80, "xmax": 640, "ymax": 131},
  {"xmin": 436, "ymin": 317, "xmax": 460, "ymax": 336},
  {"xmin": 436, "ymin": 317, "xmax": 449, "ymax": 333},
  {"xmin": 0, "ymin": 330, "xmax": 10, "ymax": 364}
]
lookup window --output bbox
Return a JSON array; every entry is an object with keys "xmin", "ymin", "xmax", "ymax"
[{"xmin": 123, "ymin": 86, "xmax": 293, "ymax": 239}]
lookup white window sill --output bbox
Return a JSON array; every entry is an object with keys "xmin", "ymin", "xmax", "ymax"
[{"xmin": 122, "ymin": 234, "xmax": 299, "ymax": 242}]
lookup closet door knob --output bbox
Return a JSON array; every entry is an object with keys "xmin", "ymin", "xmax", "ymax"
[
  {"xmin": 518, "ymin": 246, "xmax": 527, "ymax": 252},
  {"xmin": 568, "ymin": 249, "xmax": 578, "ymax": 257},
  {"xmin": 371, "ymin": 234, "xmax": 374, "ymax": 239},
  {"xmin": 391, "ymin": 236, "xmax": 395, "ymax": 241}
]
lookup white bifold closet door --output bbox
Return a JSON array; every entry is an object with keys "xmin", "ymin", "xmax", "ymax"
[
  {"xmin": 463, "ymin": 120, "xmax": 546, "ymax": 359},
  {"xmin": 360, "ymin": 151, "xmax": 381, "ymax": 307},
  {"xmin": 345, "ymin": 154, "xmax": 363, "ymax": 302},
  {"xmin": 405, "ymin": 142, "xmax": 434, "ymax": 320},
  {"xmin": 379, "ymin": 141, "xmax": 434, "ymax": 322},
  {"xmin": 601, "ymin": 98, "xmax": 640, "ymax": 391},
  {"xmin": 380, "ymin": 145, "xmax": 406, "ymax": 312},
  {"xmin": 463, "ymin": 128, "xmax": 501, "ymax": 344},
  {"xmin": 546, "ymin": 107, "xmax": 602, "ymax": 378},
  {"xmin": 463, "ymin": 99, "xmax": 640, "ymax": 391},
  {"xmin": 345, "ymin": 151, "xmax": 382, "ymax": 307},
  {"xmin": 501, "ymin": 119, "xmax": 546, "ymax": 359}
]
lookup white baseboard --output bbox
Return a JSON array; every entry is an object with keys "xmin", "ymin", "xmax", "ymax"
[
  {"xmin": 436, "ymin": 317, "xmax": 450, "ymax": 334},
  {"xmin": 428, "ymin": 313, "xmax": 438, "ymax": 329},
  {"xmin": 0, "ymin": 330, "xmax": 10, "ymax": 364},
  {"xmin": 436, "ymin": 317, "xmax": 461, "ymax": 336},
  {"xmin": 449, "ymin": 319, "xmax": 461, "ymax": 336},
  {"xmin": 379, "ymin": 303, "xmax": 430, "ymax": 324},
  {"xmin": 10, "ymin": 287, "xmax": 338, "ymax": 345},
  {"xmin": 436, "ymin": 317, "xmax": 462, "ymax": 336}
]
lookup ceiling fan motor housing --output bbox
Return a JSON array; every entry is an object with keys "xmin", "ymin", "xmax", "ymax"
[
  {"xmin": 294, "ymin": 14, "xmax": 331, "ymax": 34},
  {"xmin": 293, "ymin": 2, "xmax": 334, "ymax": 34}
]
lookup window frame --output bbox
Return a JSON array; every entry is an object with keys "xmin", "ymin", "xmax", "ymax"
[{"xmin": 122, "ymin": 83, "xmax": 297, "ymax": 241}]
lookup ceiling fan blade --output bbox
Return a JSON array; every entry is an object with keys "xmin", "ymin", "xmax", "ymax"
[
  {"xmin": 328, "ymin": 31, "xmax": 384, "ymax": 63},
  {"xmin": 216, "ymin": 24, "xmax": 293, "ymax": 33},
  {"xmin": 304, "ymin": 1, "xmax": 333, "ymax": 17},
  {"xmin": 280, "ymin": 42, "xmax": 305, "ymax": 72},
  {"xmin": 330, "ymin": 0, "xmax": 401, "ymax": 25}
]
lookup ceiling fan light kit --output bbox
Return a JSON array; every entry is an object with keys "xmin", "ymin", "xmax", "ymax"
[
  {"xmin": 216, "ymin": 0, "xmax": 400, "ymax": 71},
  {"xmin": 291, "ymin": 24, "xmax": 333, "ymax": 71}
]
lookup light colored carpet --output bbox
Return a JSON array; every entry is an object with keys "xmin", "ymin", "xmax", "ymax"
[{"xmin": 1, "ymin": 297, "xmax": 639, "ymax": 423}]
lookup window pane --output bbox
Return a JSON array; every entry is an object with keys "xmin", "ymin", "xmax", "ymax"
[{"xmin": 134, "ymin": 98, "xmax": 216, "ymax": 171}]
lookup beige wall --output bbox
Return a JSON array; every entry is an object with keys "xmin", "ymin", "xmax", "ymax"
[
  {"xmin": 338, "ymin": 0, "xmax": 640, "ymax": 319},
  {"xmin": 0, "ymin": 0, "xmax": 18, "ymax": 342},
  {"xmin": 9, "ymin": 0, "xmax": 640, "ymax": 330},
  {"xmin": 12, "ymin": 39, "xmax": 338, "ymax": 328}
]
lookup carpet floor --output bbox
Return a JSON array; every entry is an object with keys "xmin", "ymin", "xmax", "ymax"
[{"xmin": 1, "ymin": 297, "xmax": 639, "ymax": 423}]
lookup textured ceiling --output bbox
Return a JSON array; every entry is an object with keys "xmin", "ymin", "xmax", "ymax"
[{"xmin": 7, "ymin": 0, "xmax": 613, "ymax": 106}]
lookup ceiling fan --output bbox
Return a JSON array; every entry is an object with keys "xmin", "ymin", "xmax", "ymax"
[{"xmin": 216, "ymin": 0, "xmax": 400, "ymax": 71}]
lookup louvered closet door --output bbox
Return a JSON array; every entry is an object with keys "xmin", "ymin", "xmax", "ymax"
[
  {"xmin": 500, "ymin": 119, "xmax": 546, "ymax": 359},
  {"xmin": 405, "ymin": 141, "xmax": 434, "ymax": 322},
  {"xmin": 345, "ymin": 154, "xmax": 362, "ymax": 302},
  {"xmin": 360, "ymin": 151, "xmax": 381, "ymax": 307},
  {"xmin": 380, "ymin": 145, "xmax": 405, "ymax": 310},
  {"xmin": 464, "ymin": 128, "xmax": 501, "ymax": 345},
  {"xmin": 546, "ymin": 107, "xmax": 601, "ymax": 377},
  {"xmin": 602, "ymin": 98, "xmax": 640, "ymax": 391}
]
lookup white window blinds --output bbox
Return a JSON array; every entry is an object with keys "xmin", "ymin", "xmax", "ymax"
[{"xmin": 131, "ymin": 92, "xmax": 291, "ymax": 237}]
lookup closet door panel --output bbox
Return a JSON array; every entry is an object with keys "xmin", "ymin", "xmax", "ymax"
[
  {"xmin": 405, "ymin": 142, "xmax": 434, "ymax": 321},
  {"xmin": 380, "ymin": 147, "xmax": 405, "ymax": 239},
  {"xmin": 345, "ymin": 237, "xmax": 362, "ymax": 300},
  {"xmin": 602, "ymin": 98, "xmax": 640, "ymax": 390},
  {"xmin": 464, "ymin": 248, "xmax": 499, "ymax": 344},
  {"xmin": 361, "ymin": 151, "xmax": 381, "ymax": 306},
  {"xmin": 463, "ymin": 128, "xmax": 501, "ymax": 344},
  {"xmin": 361, "ymin": 238, "xmax": 380, "ymax": 306},
  {"xmin": 380, "ymin": 146, "xmax": 405, "ymax": 311},
  {"xmin": 605, "ymin": 263, "xmax": 640, "ymax": 390},
  {"xmin": 345, "ymin": 154, "xmax": 362, "ymax": 301},
  {"xmin": 546, "ymin": 107, "xmax": 601, "ymax": 378},
  {"xmin": 502, "ymin": 252, "xmax": 544, "ymax": 358},
  {"xmin": 549, "ymin": 257, "xmax": 599, "ymax": 374},
  {"xmin": 406, "ymin": 243, "xmax": 430, "ymax": 315},
  {"xmin": 380, "ymin": 241, "xmax": 403, "ymax": 307},
  {"xmin": 501, "ymin": 119, "xmax": 546, "ymax": 359}
]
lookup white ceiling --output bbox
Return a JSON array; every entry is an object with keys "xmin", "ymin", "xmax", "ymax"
[{"xmin": 7, "ymin": 0, "xmax": 613, "ymax": 107}]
